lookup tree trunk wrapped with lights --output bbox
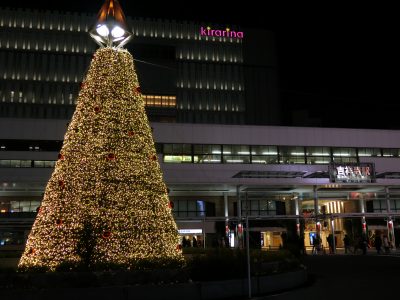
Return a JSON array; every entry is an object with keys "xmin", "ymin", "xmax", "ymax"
[{"xmin": 18, "ymin": 47, "xmax": 184, "ymax": 271}]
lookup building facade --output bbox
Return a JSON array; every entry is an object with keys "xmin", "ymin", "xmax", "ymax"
[
  {"xmin": 0, "ymin": 7, "xmax": 279, "ymax": 125},
  {"xmin": 1, "ymin": 119, "xmax": 400, "ymax": 251},
  {"xmin": 0, "ymin": 7, "xmax": 399, "ymax": 253}
]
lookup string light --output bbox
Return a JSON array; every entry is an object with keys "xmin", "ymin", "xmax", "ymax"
[{"xmin": 19, "ymin": 47, "xmax": 184, "ymax": 271}]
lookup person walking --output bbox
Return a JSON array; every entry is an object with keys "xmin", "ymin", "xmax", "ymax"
[
  {"xmin": 375, "ymin": 234, "xmax": 382, "ymax": 254},
  {"xmin": 327, "ymin": 234, "xmax": 334, "ymax": 254},
  {"xmin": 383, "ymin": 235, "xmax": 390, "ymax": 254},
  {"xmin": 343, "ymin": 234, "xmax": 351, "ymax": 254}
]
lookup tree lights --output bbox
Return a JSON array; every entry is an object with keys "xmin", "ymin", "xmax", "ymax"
[{"xmin": 18, "ymin": 46, "xmax": 184, "ymax": 271}]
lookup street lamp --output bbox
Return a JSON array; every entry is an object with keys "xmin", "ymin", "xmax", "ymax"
[{"xmin": 89, "ymin": 0, "xmax": 132, "ymax": 48}]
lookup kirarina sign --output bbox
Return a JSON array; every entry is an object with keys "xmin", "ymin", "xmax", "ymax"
[{"xmin": 200, "ymin": 26, "xmax": 244, "ymax": 39}]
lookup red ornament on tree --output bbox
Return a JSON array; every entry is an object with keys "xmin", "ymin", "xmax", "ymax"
[
  {"xmin": 80, "ymin": 82, "xmax": 85, "ymax": 89},
  {"xmin": 176, "ymin": 244, "xmax": 182, "ymax": 251},
  {"xmin": 127, "ymin": 130, "xmax": 135, "ymax": 136},
  {"xmin": 151, "ymin": 155, "xmax": 157, "ymax": 161},
  {"xmin": 58, "ymin": 153, "xmax": 65, "ymax": 160},
  {"xmin": 135, "ymin": 86, "xmax": 142, "ymax": 94},
  {"xmin": 94, "ymin": 106, "xmax": 101, "ymax": 113},
  {"xmin": 28, "ymin": 248, "xmax": 35, "ymax": 255},
  {"xmin": 168, "ymin": 201, "xmax": 174, "ymax": 209},
  {"xmin": 107, "ymin": 153, "xmax": 116, "ymax": 160},
  {"xmin": 58, "ymin": 180, "xmax": 65, "ymax": 189},
  {"xmin": 56, "ymin": 219, "xmax": 63, "ymax": 226},
  {"xmin": 102, "ymin": 231, "xmax": 112, "ymax": 239}
]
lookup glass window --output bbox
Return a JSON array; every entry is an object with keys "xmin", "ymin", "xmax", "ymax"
[
  {"xmin": 251, "ymin": 146, "xmax": 278, "ymax": 164},
  {"xmin": 252, "ymin": 146, "xmax": 278, "ymax": 155},
  {"xmin": 193, "ymin": 155, "xmax": 221, "ymax": 163},
  {"xmin": 307, "ymin": 156, "xmax": 331, "ymax": 164},
  {"xmin": 382, "ymin": 148, "xmax": 400, "ymax": 157},
  {"xmin": 44, "ymin": 161, "xmax": 56, "ymax": 168},
  {"xmin": 188, "ymin": 201, "xmax": 196, "ymax": 212},
  {"xmin": 172, "ymin": 200, "xmax": 206, "ymax": 217},
  {"xmin": 163, "ymin": 144, "xmax": 192, "ymax": 163},
  {"xmin": 194, "ymin": 144, "xmax": 221, "ymax": 154},
  {"xmin": 20, "ymin": 160, "xmax": 32, "ymax": 168},
  {"xmin": 332, "ymin": 147, "xmax": 356, "ymax": 157},
  {"xmin": 358, "ymin": 148, "xmax": 381, "ymax": 157},
  {"xmin": 223, "ymin": 145, "xmax": 250, "ymax": 155},
  {"xmin": 34, "ymin": 161, "xmax": 45, "ymax": 168},
  {"xmin": 251, "ymin": 156, "xmax": 279, "ymax": 164},
  {"xmin": 223, "ymin": 155, "xmax": 250, "ymax": 164},
  {"xmin": 163, "ymin": 155, "xmax": 191, "ymax": 163},
  {"xmin": 163, "ymin": 144, "xmax": 173, "ymax": 154},
  {"xmin": 10, "ymin": 160, "xmax": 21, "ymax": 168},
  {"xmin": 332, "ymin": 156, "xmax": 358, "ymax": 164},
  {"xmin": 0, "ymin": 160, "xmax": 11, "ymax": 168},
  {"xmin": 280, "ymin": 146, "xmax": 306, "ymax": 164},
  {"xmin": 306, "ymin": 146, "xmax": 331, "ymax": 157},
  {"xmin": 194, "ymin": 144, "xmax": 221, "ymax": 163}
]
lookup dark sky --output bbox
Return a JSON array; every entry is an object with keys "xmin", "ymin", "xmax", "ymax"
[{"xmin": 3, "ymin": 1, "xmax": 399, "ymax": 129}]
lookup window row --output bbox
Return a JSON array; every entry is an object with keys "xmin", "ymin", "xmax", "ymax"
[
  {"xmin": 0, "ymin": 160, "xmax": 56, "ymax": 168},
  {"xmin": 0, "ymin": 51, "xmax": 90, "ymax": 84},
  {"xmin": 367, "ymin": 199, "xmax": 400, "ymax": 213},
  {"xmin": 1, "ymin": 9, "xmax": 242, "ymax": 43},
  {"xmin": 162, "ymin": 144, "xmax": 398, "ymax": 164},
  {"xmin": 171, "ymin": 200, "xmax": 216, "ymax": 217},
  {"xmin": 177, "ymin": 43, "xmax": 243, "ymax": 63},
  {"xmin": 177, "ymin": 62, "xmax": 243, "ymax": 92}
]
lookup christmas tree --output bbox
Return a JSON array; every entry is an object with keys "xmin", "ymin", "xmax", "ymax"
[{"xmin": 19, "ymin": 1, "xmax": 184, "ymax": 271}]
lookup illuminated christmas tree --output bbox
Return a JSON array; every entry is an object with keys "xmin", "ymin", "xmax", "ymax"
[{"xmin": 19, "ymin": 0, "xmax": 184, "ymax": 271}]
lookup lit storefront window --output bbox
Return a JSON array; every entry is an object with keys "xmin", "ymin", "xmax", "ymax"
[{"xmin": 143, "ymin": 94, "xmax": 176, "ymax": 108}]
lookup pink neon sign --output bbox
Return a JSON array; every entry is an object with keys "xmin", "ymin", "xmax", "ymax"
[{"xmin": 200, "ymin": 26, "xmax": 244, "ymax": 39}]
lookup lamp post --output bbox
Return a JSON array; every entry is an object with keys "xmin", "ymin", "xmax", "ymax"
[{"xmin": 89, "ymin": 0, "xmax": 133, "ymax": 48}]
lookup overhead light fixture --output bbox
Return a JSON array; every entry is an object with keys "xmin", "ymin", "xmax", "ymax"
[
  {"xmin": 96, "ymin": 24, "xmax": 110, "ymax": 37},
  {"xmin": 89, "ymin": 0, "xmax": 133, "ymax": 48}
]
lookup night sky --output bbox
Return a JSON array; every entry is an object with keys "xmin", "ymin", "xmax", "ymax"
[{"xmin": 3, "ymin": 1, "xmax": 398, "ymax": 129}]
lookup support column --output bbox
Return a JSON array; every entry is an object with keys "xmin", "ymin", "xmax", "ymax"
[
  {"xmin": 295, "ymin": 194, "xmax": 300, "ymax": 236},
  {"xmin": 386, "ymin": 187, "xmax": 396, "ymax": 249},
  {"xmin": 237, "ymin": 186, "xmax": 243, "ymax": 248},
  {"xmin": 224, "ymin": 192, "xmax": 230, "ymax": 247},
  {"xmin": 359, "ymin": 193, "xmax": 367, "ymax": 237},
  {"xmin": 331, "ymin": 218, "xmax": 336, "ymax": 254},
  {"xmin": 313, "ymin": 186, "xmax": 321, "ymax": 250},
  {"xmin": 224, "ymin": 193, "xmax": 229, "ymax": 219}
]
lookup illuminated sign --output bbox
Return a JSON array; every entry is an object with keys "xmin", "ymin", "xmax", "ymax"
[
  {"xmin": 329, "ymin": 163, "xmax": 375, "ymax": 183},
  {"xmin": 200, "ymin": 26, "xmax": 244, "ymax": 39},
  {"xmin": 178, "ymin": 229, "xmax": 203, "ymax": 234}
]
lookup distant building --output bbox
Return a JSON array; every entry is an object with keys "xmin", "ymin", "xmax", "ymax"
[{"xmin": 0, "ymin": 7, "xmax": 279, "ymax": 125}]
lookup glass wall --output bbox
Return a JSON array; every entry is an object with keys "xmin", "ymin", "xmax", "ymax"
[
  {"xmin": 251, "ymin": 145, "xmax": 278, "ymax": 164},
  {"xmin": 193, "ymin": 144, "xmax": 221, "ymax": 163},
  {"xmin": 172, "ymin": 200, "xmax": 206, "ymax": 217}
]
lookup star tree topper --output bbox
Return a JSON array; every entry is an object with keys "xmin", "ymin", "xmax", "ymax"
[{"xmin": 89, "ymin": 0, "xmax": 133, "ymax": 48}]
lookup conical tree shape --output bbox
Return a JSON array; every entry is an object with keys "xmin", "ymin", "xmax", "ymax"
[{"xmin": 19, "ymin": 48, "xmax": 184, "ymax": 271}]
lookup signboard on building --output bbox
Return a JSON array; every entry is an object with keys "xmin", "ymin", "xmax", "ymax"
[
  {"xmin": 329, "ymin": 163, "xmax": 375, "ymax": 183},
  {"xmin": 178, "ymin": 229, "xmax": 203, "ymax": 234}
]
